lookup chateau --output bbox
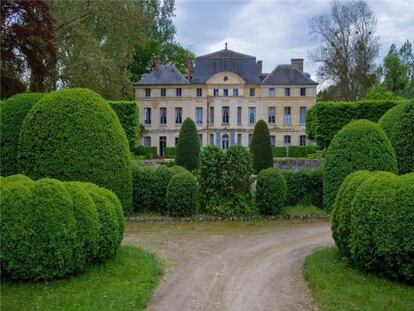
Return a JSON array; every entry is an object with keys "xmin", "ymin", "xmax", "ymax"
[{"xmin": 134, "ymin": 45, "xmax": 318, "ymax": 156}]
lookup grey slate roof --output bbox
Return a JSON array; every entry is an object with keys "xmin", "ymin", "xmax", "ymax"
[
  {"xmin": 135, "ymin": 64, "xmax": 188, "ymax": 85},
  {"xmin": 261, "ymin": 65, "xmax": 318, "ymax": 85}
]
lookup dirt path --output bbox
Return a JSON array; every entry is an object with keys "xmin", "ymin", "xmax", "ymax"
[{"xmin": 123, "ymin": 220, "xmax": 333, "ymax": 311}]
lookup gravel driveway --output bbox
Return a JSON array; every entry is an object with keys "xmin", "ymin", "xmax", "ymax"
[{"xmin": 123, "ymin": 220, "xmax": 333, "ymax": 311}]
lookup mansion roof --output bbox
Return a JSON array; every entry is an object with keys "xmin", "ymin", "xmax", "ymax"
[{"xmin": 135, "ymin": 47, "xmax": 317, "ymax": 86}]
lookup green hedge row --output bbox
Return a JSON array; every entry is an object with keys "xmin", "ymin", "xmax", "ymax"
[
  {"xmin": 108, "ymin": 101, "xmax": 139, "ymax": 148},
  {"xmin": 132, "ymin": 145, "xmax": 157, "ymax": 159},
  {"xmin": 165, "ymin": 147, "xmax": 176, "ymax": 158},
  {"xmin": 331, "ymin": 171, "xmax": 414, "ymax": 284},
  {"xmin": 306, "ymin": 100, "xmax": 402, "ymax": 147},
  {"xmin": 166, "ymin": 172, "xmax": 199, "ymax": 217},
  {"xmin": 272, "ymin": 145, "xmax": 320, "ymax": 158},
  {"xmin": 0, "ymin": 175, "xmax": 124, "ymax": 281},
  {"xmin": 281, "ymin": 168, "xmax": 323, "ymax": 208},
  {"xmin": 256, "ymin": 168, "xmax": 287, "ymax": 214}
]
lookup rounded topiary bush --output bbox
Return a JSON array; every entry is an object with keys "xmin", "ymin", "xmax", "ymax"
[
  {"xmin": 379, "ymin": 101, "xmax": 414, "ymax": 174},
  {"xmin": 223, "ymin": 144, "xmax": 253, "ymax": 194},
  {"xmin": 331, "ymin": 170, "xmax": 370, "ymax": 257},
  {"xmin": 175, "ymin": 118, "xmax": 200, "ymax": 171},
  {"xmin": 166, "ymin": 172, "xmax": 199, "ymax": 217},
  {"xmin": 256, "ymin": 168, "xmax": 287, "ymax": 215},
  {"xmin": 168, "ymin": 165, "xmax": 189, "ymax": 176},
  {"xmin": 250, "ymin": 120, "xmax": 273, "ymax": 173},
  {"xmin": 0, "ymin": 93, "xmax": 44, "ymax": 176},
  {"xmin": 17, "ymin": 88, "xmax": 132, "ymax": 215},
  {"xmin": 323, "ymin": 119, "xmax": 397, "ymax": 211},
  {"xmin": 348, "ymin": 172, "xmax": 414, "ymax": 283}
]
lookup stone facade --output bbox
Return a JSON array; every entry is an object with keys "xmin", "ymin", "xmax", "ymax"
[{"xmin": 135, "ymin": 47, "xmax": 318, "ymax": 156}]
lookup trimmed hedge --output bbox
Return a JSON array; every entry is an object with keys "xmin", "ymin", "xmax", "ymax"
[
  {"xmin": 0, "ymin": 175, "xmax": 124, "ymax": 281},
  {"xmin": 0, "ymin": 93, "xmax": 44, "ymax": 176},
  {"xmin": 108, "ymin": 101, "xmax": 139, "ymax": 148},
  {"xmin": 256, "ymin": 168, "xmax": 287, "ymax": 215},
  {"xmin": 379, "ymin": 101, "xmax": 414, "ymax": 174},
  {"xmin": 282, "ymin": 168, "xmax": 323, "ymax": 208},
  {"xmin": 332, "ymin": 171, "xmax": 414, "ymax": 283},
  {"xmin": 223, "ymin": 144, "xmax": 253, "ymax": 194},
  {"xmin": 175, "ymin": 118, "xmax": 200, "ymax": 170},
  {"xmin": 165, "ymin": 147, "xmax": 176, "ymax": 158},
  {"xmin": 251, "ymin": 120, "xmax": 273, "ymax": 172},
  {"xmin": 306, "ymin": 100, "xmax": 402, "ymax": 147},
  {"xmin": 132, "ymin": 145, "xmax": 157, "ymax": 159},
  {"xmin": 272, "ymin": 145, "xmax": 320, "ymax": 158},
  {"xmin": 166, "ymin": 172, "xmax": 199, "ymax": 217},
  {"xmin": 323, "ymin": 120, "xmax": 397, "ymax": 211},
  {"xmin": 18, "ymin": 88, "xmax": 132, "ymax": 215}
]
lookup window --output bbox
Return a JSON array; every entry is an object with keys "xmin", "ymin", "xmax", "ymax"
[
  {"xmin": 248, "ymin": 107, "xmax": 256, "ymax": 124},
  {"xmin": 284, "ymin": 107, "xmax": 291, "ymax": 124},
  {"xmin": 269, "ymin": 87, "xmax": 275, "ymax": 97},
  {"xmin": 300, "ymin": 87, "xmax": 306, "ymax": 96},
  {"xmin": 213, "ymin": 89, "xmax": 219, "ymax": 96},
  {"xmin": 175, "ymin": 137, "xmax": 179, "ymax": 146},
  {"xmin": 196, "ymin": 107, "xmax": 203, "ymax": 125},
  {"xmin": 285, "ymin": 88, "xmax": 291, "ymax": 96},
  {"xmin": 175, "ymin": 107, "xmax": 182, "ymax": 124},
  {"xmin": 159, "ymin": 136, "xmax": 167, "ymax": 157},
  {"xmin": 268, "ymin": 106, "xmax": 276, "ymax": 124},
  {"xmin": 160, "ymin": 107, "xmax": 167, "ymax": 125},
  {"xmin": 176, "ymin": 88, "xmax": 182, "ymax": 97},
  {"xmin": 270, "ymin": 135, "xmax": 276, "ymax": 147},
  {"xmin": 300, "ymin": 106, "xmax": 307, "ymax": 124},
  {"xmin": 224, "ymin": 75, "xmax": 228, "ymax": 81},
  {"xmin": 161, "ymin": 88, "xmax": 166, "ymax": 97},
  {"xmin": 145, "ymin": 88, "xmax": 151, "ymax": 97},
  {"xmin": 248, "ymin": 134, "xmax": 253, "ymax": 146},
  {"xmin": 223, "ymin": 89, "xmax": 229, "ymax": 96},
  {"xmin": 284, "ymin": 135, "xmax": 291, "ymax": 146},
  {"xmin": 222, "ymin": 134, "xmax": 229, "ymax": 150},
  {"xmin": 300, "ymin": 135, "xmax": 307, "ymax": 146},
  {"xmin": 209, "ymin": 106, "xmax": 214, "ymax": 125},
  {"xmin": 233, "ymin": 89, "xmax": 239, "ymax": 96},
  {"xmin": 199, "ymin": 134, "xmax": 203, "ymax": 147},
  {"xmin": 209, "ymin": 133, "xmax": 214, "ymax": 145},
  {"xmin": 222, "ymin": 106, "xmax": 230, "ymax": 124},
  {"xmin": 144, "ymin": 136, "xmax": 151, "ymax": 147},
  {"xmin": 237, "ymin": 106, "xmax": 242, "ymax": 125},
  {"xmin": 237, "ymin": 133, "xmax": 242, "ymax": 145},
  {"xmin": 249, "ymin": 88, "xmax": 255, "ymax": 96},
  {"xmin": 197, "ymin": 88, "xmax": 202, "ymax": 97},
  {"xmin": 144, "ymin": 107, "xmax": 151, "ymax": 125}
]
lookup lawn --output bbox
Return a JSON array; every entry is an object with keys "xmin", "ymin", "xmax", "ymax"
[
  {"xmin": 304, "ymin": 247, "xmax": 414, "ymax": 311},
  {"xmin": 279, "ymin": 205, "xmax": 327, "ymax": 217},
  {"xmin": 1, "ymin": 246, "xmax": 163, "ymax": 311}
]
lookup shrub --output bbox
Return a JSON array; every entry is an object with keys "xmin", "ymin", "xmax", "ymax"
[
  {"xmin": 223, "ymin": 144, "xmax": 253, "ymax": 194},
  {"xmin": 18, "ymin": 88, "xmax": 132, "ymax": 215},
  {"xmin": 307, "ymin": 99, "xmax": 401, "ymax": 147},
  {"xmin": 348, "ymin": 172, "xmax": 414, "ymax": 283},
  {"xmin": 152, "ymin": 166, "xmax": 174, "ymax": 214},
  {"xmin": 251, "ymin": 120, "xmax": 273, "ymax": 172},
  {"xmin": 132, "ymin": 145, "xmax": 158, "ymax": 159},
  {"xmin": 175, "ymin": 118, "xmax": 200, "ymax": 170},
  {"xmin": 323, "ymin": 119, "xmax": 397, "ymax": 211},
  {"xmin": 165, "ymin": 147, "xmax": 176, "ymax": 158},
  {"xmin": 205, "ymin": 193, "xmax": 258, "ymax": 218},
  {"xmin": 166, "ymin": 172, "xmax": 199, "ymax": 217},
  {"xmin": 108, "ymin": 101, "xmax": 139, "ymax": 148},
  {"xmin": 0, "ymin": 93, "xmax": 44, "ymax": 176},
  {"xmin": 379, "ymin": 101, "xmax": 414, "ymax": 174},
  {"xmin": 168, "ymin": 165, "xmax": 188, "ymax": 175},
  {"xmin": 256, "ymin": 168, "xmax": 287, "ymax": 215}
]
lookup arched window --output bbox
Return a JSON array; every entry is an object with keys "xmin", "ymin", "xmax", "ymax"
[{"xmin": 222, "ymin": 134, "xmax": 229, "ymax": 150}]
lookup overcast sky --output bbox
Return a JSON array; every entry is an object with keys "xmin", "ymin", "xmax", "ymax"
[{"xmin": 173, "ymin": 0, "xmax": 414, "ymax": 81}]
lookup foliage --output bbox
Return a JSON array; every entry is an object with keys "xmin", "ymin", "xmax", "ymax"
[
  {"xmin": 132, "ymin": 145, "xmax": 157, "ymax": 159},
  {"xmin": 1, "ymin": 0, "xmax": 56, "ymax": 98},
  {"xmin": 309, "ymin": 1, "xmax": 379, "ymax": 100},
  {"xmin": 1, "ymin": 246, "xmax": 163, "ymax": 311},
  {"xmin": 323, "ymin": 120, "xmax": 397, "ymax": 211},
  {"xmin": 364, "ymin": 85, "xmax": 397, "ymax": 100},
  {"xmin": 168, "ymin": 165, "xmax": 188, "ymax": 175},
  {"xmin": 175, "ymin": 118, "xmax": 200, "ymax": 171},
  {"xmin": 18, "ymin": 88, "xmax": 132, "ymax": 214},
  {"xmin": 205, "ymin": 194, "xmax": 258, "ymax": 218},
  {"xmin": 304, "ymin": 247, "xmax": 414, "ymax": 311},
  {"xmin": 223, "ymin": 144, "xmax": 253, "ymax": 194},
  {"xmin": 165, "ymin": 147, "xmax": 176, "ymax": 158},
  {"xmin": 251, "ymin": 120, "xmax": 273, "ymax": 172},
  {"xmin": 166, "ymin": 172, "xmax": 199, "ymax": 217},
  {"xmin": 0, "ymin": 93, "xmax": 44, "ymax": 176},
  {"xmin": 282, "ymin": 168, "xmax": 323, "ymax": 208},
  {"xmin": 379, "ymin": 101, "xmax": 414, "ymax": 174},
  {"xmin": 272, "ymin": 145, "xmax": 320, "ymax": 157},
  {"xmin": 280, "ymin": 205, "xmax": 326, "ymax": 217},
  {"xmin": 306, "ymin": 99, "xmax": 401, "ymax": 147},
  {"xmin": 256, "ymin": 168, "xmax": 287, "ymax": 215},
  {"xmin": 108, "ymin": 101, "xmax": 139, "ymax": 148}
]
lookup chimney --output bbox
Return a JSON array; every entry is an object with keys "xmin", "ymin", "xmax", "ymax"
[
  {"xmin": 155, "ymin": 56, "xmax": 161, "ymax": 72},
  {"xmin": 187, "ymin": 57, "xmax": 193, "ymax": 82},
  {"xmin": 256, "ymin": 60, "xmax": 263, "ymax": 74},
  {"xmin": 291, "ymin": 58, "xmax": 304, "ymax": 72}
]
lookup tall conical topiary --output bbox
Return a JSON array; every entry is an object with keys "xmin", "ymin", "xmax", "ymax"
[
  {"xmin": 250, "ymin": 120, "xmax": 273, "ymax": 173},
  {"xmin": 175, "ymin": 118, "xmax": 200, "ymax": 171}
]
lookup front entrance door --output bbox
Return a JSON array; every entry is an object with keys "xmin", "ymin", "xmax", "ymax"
[{"xmin": 159, "ymin": 136, "xmax": 166, "ymax": 157}]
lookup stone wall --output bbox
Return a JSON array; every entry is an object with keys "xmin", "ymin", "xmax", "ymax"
[{"xmin": 274, "ymin": 158, "xmax": 324, "ymax": 170}]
